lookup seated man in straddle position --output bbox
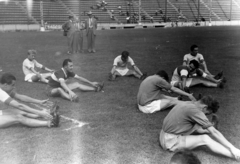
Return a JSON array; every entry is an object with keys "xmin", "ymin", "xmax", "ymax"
[
  {"xmin": 22, "ymin": 50, "xmax": 54, "ymax": 83},
  {"xmin": 47, "ymin": 59, "xmax": 104, "ymax": 102},
  {"xmin": 109, "ymin": 51, "xmax": 147, "ymax": 81},
  {"xmin": 183, "ymin": 44, "xmax": 223, "ymax": 80},
  {"xmin": 171, "ymin": 59, "xmax": 225, "ymax": 93},
  {"xmin": 137, "ymin": 70, "xmax": 196, "ymax": 114},
  {"xmin": 0, "ymin": 73, "xmax": 59, "ymax": 128},
  {"xmin": 160, "ymin": 95, "xmax": 240, "ymax": 161}
]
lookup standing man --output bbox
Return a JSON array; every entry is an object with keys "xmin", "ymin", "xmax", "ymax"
[
  {"xmin": 85, "ymin": 11, "xmax": 97, "ymax": 53},
  {"xmin": 183, "ymin": 45, "xmax": 223, "ymax": 79},
  {"xmin": 0, "ymin": 73, "xmax": 59, "ymax": 128},
  {"xmin": 160, "ymin": 95, "xmax": 240, "ymax": 160},
  {"xmin": 47, "ymin": 59, "xmax": 104, "ymax": 102},
  {"xmin": 22, "ymin": 50, "xmax": 54, "ymax": 84},
  {"xmin": 137, "ymin": 70, "xmax": 196, "ymax": 114},
  {"xmin": 62, "ymin": 15, "xmax": 77, "ymax": 55}
]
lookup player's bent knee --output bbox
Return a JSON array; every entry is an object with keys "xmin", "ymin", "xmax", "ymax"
[{"xmin": 201, "ymin": 134, "xmax": 211, "ymax": 144}]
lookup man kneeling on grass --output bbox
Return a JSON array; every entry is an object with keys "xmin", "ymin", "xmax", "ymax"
[
  {"xmin": 160, "ymin": 95, "xmax": 240, "ymax": 160},
  {"xmin": 0, "ymin": 73, "xmax": 59, "ymax": 128},
  {"xmin": 109, "ymin": 51, "xmax": 147, "ymax": 81},
  {"xmin": 47, "ymin": 59, "xmax": 104, "ymax": 102},
  {"xmin": 137, "ymin": 70, "xmax": 196, "ymax": 114}
]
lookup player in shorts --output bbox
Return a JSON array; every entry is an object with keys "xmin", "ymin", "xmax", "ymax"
[
  {"xmin": 0, "ymin": 73, "xmax": 59, "ymax": 128},
  {"xmin": 109, "ymin": 51, "xmax": 147, "ymax": 81},
  {"xmin": 47, "ymin": 59, "xmax": 104, "ymax": 102},
  {"xmin": 171, "ymin": 60, "xmax": 225, "ymax": 93},
  {"xmin": 137, "ymin": 70, "xmax": 196, "ymax": 114},
  {"xmin": 160, "ymin": 95, "xmax": 240, "ymax": 160},
  {"xmin": 22, "ymin": 50, "xmax": 54, "ymax": 83},
  {"xmin": 183, "ymin": 44, "xmax": 223, "ymax": 80}
]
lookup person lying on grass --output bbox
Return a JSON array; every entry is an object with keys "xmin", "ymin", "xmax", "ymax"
[
  {"xmin": 109, "ymin": 51, "xmax": 147, "ymax": 81},
  {"xmin": 160, "ymin": 95, "xmax": 240, "ymax": 161},
  {"xmin": 137, "ymin": 70, "xmax": 196, "ymax": 114},
  {"xmin": 47, "ymin": 59, "xmax": 104, "ymax": 102},
  {"xmin": 0, "ymin": 73, "xmax": 59, "ymax": 128}
]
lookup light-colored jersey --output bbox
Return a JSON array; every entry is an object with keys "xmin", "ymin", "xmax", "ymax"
[
  {"xmin": 183, "ymin": 53, "xmax": 204, "ymax": 65},
  {"xmin": 113, "ymin": 55, "xmax": 135, "ymax": 69},
  {"xmin": 22, "ymin": 58, "xmax": 43, "ymax": 76},
  {"xmin": 0, "ymin": 88, "xmax": 14, "ymax": 105}
]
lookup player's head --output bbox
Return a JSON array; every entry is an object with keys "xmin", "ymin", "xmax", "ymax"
[
  {"xmin": 69, "ymin": 15, "xmax": 74, "ymax": 20},
  {"xmin": 0, "ymin": 73, "xmax": 16, "ymax": 93},
  {"xmin": 121, "ymin": 51, "xmax": 129, "ymax": 62},
  {"xmin": 170, "ymin": 150, "xmax": 201, "ymax": 164},
  {"xmin": 190, "ymin": 45, "xmax": 198, "ymax": 56},
  {"xmin": 62, "ymin": 59, "xmax": 73, "ymax": 73},
  {"xmin": 200, "ymin": 95, "xmax": 219, "ymax": 115},
  {"xmin": 156, "ymin": 70, "xmax": 169, "ymax": 82},
  {"xmin": 87, "ymin": 11, "xmax": 93, "ymax": 18},
  {"xmin": 27, "ymin": 50, "xmax": 37, "ymax": 61},
  {"xmin": 189, "ymin": 59, "xmax": 199, "ymax": 71}
]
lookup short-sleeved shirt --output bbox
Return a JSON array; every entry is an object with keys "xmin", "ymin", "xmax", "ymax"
[
  {"xmin": 22, "ymin": 58, "xmax": 43, "ymax": 76},
  {"xmin": 183, "ymin": 53, "xmax": 204, "ymax": 65},
  {"xmin": 137, "ymin": 75, "xmax": 172, "ymax": 106},
  {"xmin": 48, "ymin": 68, "xmax": 76, "ymax": 88},
  {"xmin": 171, "ymin": 65, "xmax": 204, "ymax": 82},
  {"xmin": 0, "ymin": 88, "xmax": 16, "ymax": 105},
  {"xmin": 162, "ymin": 101, "xmax": 212, "ymax": 135},
  {"xmin": 113, "ymin": 55, "xmax": 135, "ymax": 69}
]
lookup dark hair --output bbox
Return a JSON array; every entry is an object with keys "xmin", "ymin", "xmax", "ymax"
[
  {"xmin": 121, "ymin": 51, "xmax": 129, "ymax": 61},
  {"xmin": 200, "ymin": 95, "xmax": 219, "ymax": 113},
  {"xmin": 189, "ymin": 59, "xmax": 199, "ymax": 69},
  {"xmin": 62, "ymin": 59, "xmax": 72, "ymax": 67},
  {"xmin": 190, "ymin": 45, "xmax": 198, "ymax": 51},
  {"xmin": 170, "ymin": 150, "xmax": 201, "ymax": 164},
  {"xmin": 69, "ymin": 15, "xmax": 73, "ymax": 19},
  {"xmin": 0, "ymin": 73, "xmax": 16, "ymax": 85},
  {"xmin": 156, "ymin": 70, "xmax": 169, "ymax": 82},
  {"xmin": 28, "ymin": 49, "xmax": 37, "ymax": 56}
]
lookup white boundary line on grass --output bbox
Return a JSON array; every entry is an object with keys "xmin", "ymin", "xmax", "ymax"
[{"xmin": 3, "ymin": 114, "xmax": 88, "ymax": 144}]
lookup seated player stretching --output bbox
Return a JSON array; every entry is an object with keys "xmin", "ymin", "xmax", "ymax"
[
  {"xmin": 171, "ymin": 60, "xmax": 225, "ymax": 93},
  {"xmin": 137, "ymin": 70, "xmax": 196, "ymax": 114},
  {"xmin": 22, "ymin": 50, "xmax": 54, "ymax": 83},
  {"xmin": 47, "ymin": 59, "xmax": 104, "ymax": 102},
  {"xmin": 183, "ymin": 44, "xmax": 223, "ymax": 80},
  {"xmin": 109, "ymin": 51, "xmax": 147, "ymax": 81},
  {"xmin": 0, "ymin": 73, "xmax": 59, "ymax": 128},
  {"xmin": 160, "ymin": 95, "xmax": 240, "ymax": 160}
]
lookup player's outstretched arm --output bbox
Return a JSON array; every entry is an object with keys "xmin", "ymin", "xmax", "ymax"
[
  {"xmin": 170, "ymin": 86, "xmax": 196, "ymax": 101},
  {"xmin": 14, "ymin": 93, "xmax": 47, "ymax": 104},
  {"xmin": 9, "ymin": 99, "xmax": 52, "ymax": 119},
  {"xmin": 43, "ymin": 66, "xmax": 54, "ymax": 73},
  {"xmin": 74, "ymin": 74, "xmax": 97, "ymax": 87}
]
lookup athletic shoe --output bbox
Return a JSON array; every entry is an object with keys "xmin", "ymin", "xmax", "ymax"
[
  {"xmin": 214, "ymin": 71, "xmax": 223, "ymax": 80},
  {"xmin": 108, "ymin": 73, "xmax": 115, "ymax": 81},
  {"xmin": 140, "ymin": 72, "xmax": 148, "ymax": 80},
  {"xmin": 184, "ymin": 87, "xmax": 190, "ymax": 93},
  {"xmin": 96, "ymin": 82, "xmax": 104, "ymax": 92},
  {"xmin": 49, "ymin": 103, "xmax": 59, "ymax": 116},
  {"xmin": 218, "ymin": 82, "xmax": 225, "ymax": 89},
  {"xmin": 49, "ymin": 103, "xmax": 60, "ymax": 127},
  {"xmin": 211, "ymin": 114, "xmax": 219, "ymax": 130},
  {"xmin": 197, "ymin": 93, "xmax": 202, "ymax": 100},
  {"xmin": 177, "ymin": 96, "xmax": 183, "ymax": 100}
]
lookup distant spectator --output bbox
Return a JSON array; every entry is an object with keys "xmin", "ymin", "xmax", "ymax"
[{"xmin": 170, "ymin": 150, "xmax": 201, "ymax": 164}]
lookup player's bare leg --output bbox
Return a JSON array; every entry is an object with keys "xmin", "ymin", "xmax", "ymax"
[
  {"xmin": 190, "ymin": 78, "xmax": 219, "ymax": 88},
  {"xmin": 126, "ymin": 70, "xmax": 141, "ymax": 79},
  {"xmin": 67, "ymin": 82, "xmax": 96, "ymax": 92}
]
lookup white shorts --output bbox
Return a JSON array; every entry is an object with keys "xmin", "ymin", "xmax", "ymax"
[
  {"xmin": 116, "ymin": 68, "xmax": 129, "ymax": 76},
  {"xmin": 138, "ymin": 100, "xmax": 161, "ymax": 114},
  {"xmin": 170, "ymin": 78, "xmax": 193, "ymax": 87},
  {"xmin": 25, "ymin": 73, "xmax": 38, "ymax": 82},
  {"xmin": 159, "ymin": 129, "xmax": 186, "ymax": 152}
]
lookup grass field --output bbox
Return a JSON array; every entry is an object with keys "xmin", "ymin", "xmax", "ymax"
[{"xmin": 0, "ymin": 26, "xmax": 240, "ymax": 164}]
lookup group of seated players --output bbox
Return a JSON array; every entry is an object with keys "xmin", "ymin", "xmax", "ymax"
[{"xmin": 0, "ymin": 44, "xmax": 240, "ymax": 161}]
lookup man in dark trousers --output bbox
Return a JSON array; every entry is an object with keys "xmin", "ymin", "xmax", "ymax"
[
  {"xmin": 85, "ymin": 11, "xmax": 97, "ymax": 53},
  {"xmin": 62, "ymin": 15, "xmax": 77, "ymax": 55}
]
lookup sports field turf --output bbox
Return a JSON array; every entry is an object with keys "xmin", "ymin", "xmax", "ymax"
[{"xmin": 0, "ymin": 26, "xmax": 240, "ymax": 164}]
